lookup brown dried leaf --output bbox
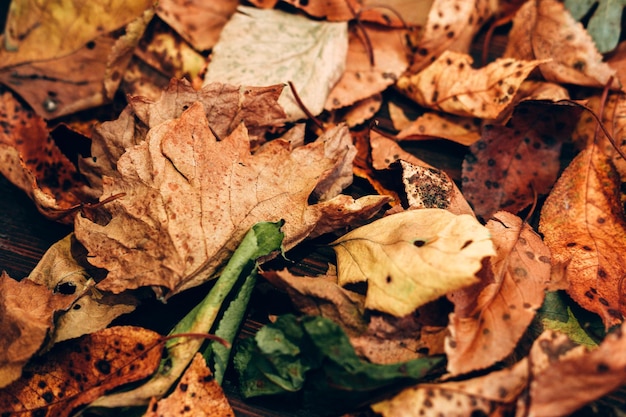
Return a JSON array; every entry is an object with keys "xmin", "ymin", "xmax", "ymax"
[
  {"xmin": 75, "ymin": 103, "xmax": 386, "ymax": 296},
  {"xmin": 406, "ymin": 0, "xmax": 494, "ymax": 73},
  {"xmin": 539, "ymin": 144, "xmax": 626, "ymax": 328},
  {"xmin": 144, "ymin": 353, "xmax": 234, "ymax": 417},
  {"xmin": 446, "ymin": 211, "xmax": 551, "ymax": 375},
  {"xmin": 0, "ymin": 326, "xmax": 162, "ymax": 417},
  {"xmin": 0, "ymin": 272, "xmax": 75, "ymax": 388},
  {"xmin": 325, "ymin": 25, "xmax": 408, "ymax": 111},
  {"xmin": 462, "ymin": 102, "xmax": 579, "ymax": 219},
  {"xmin": 504, "ymin": 0, "xmax": 621, "ymax": 90},
  {"xmin": 529, "ymin": 327, "xmax": 626, "ymax": 416},
  {"xmin": 396, "ymin": 112, "xmax": 481, "ymax": 146},
  {"xmin": 156, "ymin": 0, "xmax": 238, "ymax": 51},
  {"xmin": 0, "ymin": 4, "xmax": 154, "ymax": 117},
  {"xmin": 397, "ymin": 51, "xmax": 545, "ymax": 119},
  {"xmin": 372, "ymin": 359, "xmax": 529, "ymax": 416}
]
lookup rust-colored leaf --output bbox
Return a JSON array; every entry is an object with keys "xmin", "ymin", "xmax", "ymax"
[
  {"xmin": 396, "ymin": 111, "xmax": 481, "ymax": 146},
  {"xmin": 539, "ymin": 144, "xmax": 626, "ymax": 328},
  {"xmin": 446, "ymin": 211, "xmax": 551, "ymax": 375},
  {"xmin": 462, "ymin": 102, "xmax": 579, "ymax": 220},
  {"xmin": 144, "ymin": 353, "xmax": 234, "ymax": 417},
  {"xmin": 504, "ymin": 0, "xmax": 621, "ymax": 90},
  {"xmin": 0, "ymin": 272, "xmax": 75, "ymax": 388},
  {"xmin": 0, "ymin": 326, "xmax": 163, "ymax": 417}
]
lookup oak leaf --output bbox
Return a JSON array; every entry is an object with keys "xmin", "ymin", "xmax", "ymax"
[
  {"xmin": 529, "ymin": 327, "xmax": 626, "ymax": 416},
  {"xmin": 0, "ymin": 326, "xmax": 163, "ymax": 417},
  {"xmin": 0, "ymin": 1, "xmax": 154, "ymax": 117},
  {"xmin": 446, "ymin": 211, "xmax": 551, "ymax": 375},
  {"xmin": 144, "ymin": 353, "xmax": 234, "ymax": 417},
  {"xmin": 539, "ymin": 144, "xmax": 626, "ymax": 328},
  {"xmin": 75, "ymin": 102, "xmax": 387, "ymax": 296},
  {"xmin": 372, "ymin": 358, "xmax": 528, "ymax": 417},
  {"xmin": 331, "ymin": 209, "xmax": 495, "ymax": 316},
  {"xmin": 396, "ymin": 51, "xmax": 545, "ymax": 119},
  {"xmin": 204, "ymin": 6, "xmax": 348, "ymax": 121},
  {"xmin": 504, "ymin": 0, "xmax": 621, "ymax": 90},
  {"xmin": 0, "ymin": 272, "xmax": 75, "ymax": 388},
  {"xmin": 462, "ymin": 102, "xmax": 579, "ymax": 219}
]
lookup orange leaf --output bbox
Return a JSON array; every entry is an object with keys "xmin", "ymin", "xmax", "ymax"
[
  {"xmin": 504, "ymin": 0, "xmax": 620, "ymax": 90},
  {"xmin": 446, "ymin": 211, "xmax": 550, "ymax": 375},
  {"xmin": 145, "ymin": 353, "xmax": 234, "ymax": 417},
  {"xmin": 539, "ymin": 144, "xmax": 626, "ymax": 328},
  {"xmin": 0, "ymin": 326, "xmax": 162, "ymax": 417}
]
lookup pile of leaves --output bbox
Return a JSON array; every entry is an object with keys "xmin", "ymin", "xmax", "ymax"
[{"xmin": 0, "ymin": 0, "xmax": 626, "ymax": 416}]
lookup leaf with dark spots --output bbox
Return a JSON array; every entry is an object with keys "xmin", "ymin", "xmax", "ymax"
[
  {"xmin": 0, "ymin": 326, "xmax": 162, "ymax": 417},
  {"xmin": 462, "ymin": 102, "xmax": 579, "ymax": 219}
]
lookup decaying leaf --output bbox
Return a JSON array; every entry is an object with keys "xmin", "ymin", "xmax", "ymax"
[
  {"xmin": 0, "ymin": 272, "xmax": 75, "ymax": 388},
  {"xmin": 446, "ymin": 211, "xmax": 551, "ymax": 375},
  {"xmin": 0, "ymin": 326, "xmax": 163, "ymax": 417},
  {"xmin": 325, "ymin": 24, "xmax": 408, "ymax": 111},
  {"xmin": 529, "ymin": 326, "xmax": 626, "ymax": 416},
  {"xmin": 396, "ymin": 111, "xmax": 481, "ymax": 146},
  {"xmin": 331, "ymin": 209, "xmax": 495, "ymax": 316},
  {"xmin": 204, "ymin": 6, "xmax": 348, "ymax": 121},
  {"xmin": 504, "ymin": 0, "xmax": 621, "ymax": 90},
  {"xmin": 406, "ymin": 0, "xmax": 494, "ymax": 72},
  {"xmin": 372, "ymin": 358, "xmax": 528, "ymax": 417},
  {"xmin": 396, "ymin": 51, "xmax": 545, "ymax": 119},
  {"xmin": 144, "ymin": 353, "xmax": 234, "ymax": 417},
  {"xmin": 27, "ymin": 234, "xmax": 137, "ymax": 344},
  {"xmin": 462, "ymin": 102, "xmax": 579, "ymax": 219},
  {"xmin": 0, "ymin": 1, "xmax": 155, "ymax": 117},
  {"xmin": 156, "ymin": 0, "xmax": 239, "ymax": 51},
  {"xmin": 539, "ymin": 144, "xmax": 626, "ymax": 328}
]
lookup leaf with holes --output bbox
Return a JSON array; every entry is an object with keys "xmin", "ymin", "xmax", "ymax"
[
  {"xmin": 331, "ymin": 209, "xmax": 495, "ymax": 317},
  {"xmin": 462, "ymin": 101, "xmax": 579, "ymax": 220},
  {"xmin": 504, "ymin": 0, "xmax": 620, "ymax": 90},
  {"xmin": 0, "ymin": 326, "xmax": 163, "ymax": 417},
  {"xmin": 396, "ymin": 51, "xmax": 545, "ymax": 119},
  {"xmin": 539, "ymin": 144, "xmax": 626, "ymax": 328},
  {"xmin": 446, "ymin": 211, "xmax": 551, "ymax": 375}
]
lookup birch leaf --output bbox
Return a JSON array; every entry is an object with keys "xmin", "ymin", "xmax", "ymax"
[
  {"xmin": 204, "ymin": 6, "xmax": 348, "ymax": 121},
  {"xmin": 396, "ymin": 51, "xmax": 545, "ymax": 119},
  {"xmin": 331, "ymin": 209, "xmax": 495, "ymax": 316},
  {"xmin": 539, "ymin": 144, "xmax": 626, "ymax": 328}
]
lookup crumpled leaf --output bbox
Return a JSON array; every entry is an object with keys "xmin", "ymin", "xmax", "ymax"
[
  {"xmin": 75, "ymin": 102, "xmax": 387, "ymax": 296},
  {"xmin": 0, "ymin": 272, "xmax": 75, "ymax": 388},
  {"xmin": 0, "ymin": 1, "xmax": 155, "ymax": 117},
  {"xmin": 0, "ymin": 90, "xmax": 91, "ymax": 223},
  {"xmin": 396, "ymin": 51, "xmax": 545, "ymax": 119},
  {"xmin": 372, "ymin": 358, "xmax": 528, "ymax": 417},
  {"xmin": 331, "ymin": 209, "xmax": 495, "ymax": 316},
  {"xmin": 446, "ymin": 211, "xmax": 551, "ymax": 375},
  {"xmin": 156, "ymin": 0, "xmax": 239, "ymax": 51},
  {"xmin": 234, "ymin": 314, "xmax": 443, "ymax": 414},
  {"xmin": 564, "ymin": 0, "xmax": 626, "ymax": 53},
  {"xmin": 406, "ymin": 0, "xmax": 495, "ymax": 73},
  {"xmin": 529, "ymin": 326, "xmax": 626, "ymax": 416},
  {"xmin": 325, "ymin": 24, "xmax": 408, "ymax": 111},
  {"xmin": 144, "ymin": 353, "xmax": 234, "ymax": 417},
  {"xmin": 504, "ymin": 0, "xmax": 621, "ymax": 90},
  {"xmin": 80, "ymin": 79, "xmax": 287, "ymax": 200},
  {"xmin": 0, "ymin": 326, "xmax": 163, "ymax": 417},
  {"xmin": 539, "ymin": 144, "xmax": 626, "ymax": 328},
  {"xmin": 462, "ymin": 102, "xmax": 579, "ymax": 219},
  {"xmin": 27, "ymin": 234, "xmax": 137, "ymax": 344},
  {"xmin": 204, "ymin": 6, "xmax": 348, "ymax": 121}
]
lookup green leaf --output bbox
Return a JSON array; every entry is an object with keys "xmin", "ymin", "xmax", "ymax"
[
  {"xmin": 235, "ymin": 314, "xmax": 443, "ymax": 413},
  {"xmin": 565, "ymin": 0, "xmax": 626, "ymax": 53},
  {"xmin": 90, "ymin": 221, "xmax": 284, "ymax": 408}
]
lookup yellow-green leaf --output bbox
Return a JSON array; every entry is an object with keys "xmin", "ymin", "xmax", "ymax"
[{"xmin": 331, "ymin": 209, "xmax": 495, "ymax": 316}]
